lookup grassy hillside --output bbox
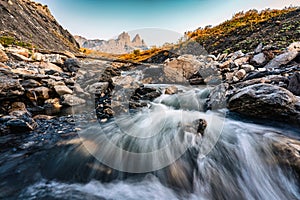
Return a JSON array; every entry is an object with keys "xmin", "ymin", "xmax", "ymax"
[{"xmin": 185, "ymin": 7, "xmax": 300, "ymax": 54}]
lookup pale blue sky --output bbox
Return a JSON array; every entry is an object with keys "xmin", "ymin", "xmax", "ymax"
[{"xmin": 36, "ymin": 0, "xmax": 300, "ymax": 45}]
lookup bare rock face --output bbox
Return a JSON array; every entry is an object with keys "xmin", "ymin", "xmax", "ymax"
[
  {"xmin": 0, "ymin": 0, "xmax": 79, "ymax": 52},
  {"xmin": 131, "ymin": 34, "xmax": 146, "ymax": 47},
  {"xmin": 73, "ymin": 35, "xmax": 88, "ymax": 47},
  {"xmin": 117, "ymin": 32, "xmax": 131, "ymax": 46}
]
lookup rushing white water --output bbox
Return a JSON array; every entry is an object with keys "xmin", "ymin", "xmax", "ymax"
[
  {"xmin": 19, "ymin": 118, "xmax": 300, "ymax": 200},
  {"xmin": 16, "ymin": 87, "xmax": 300, "ymax": 200}
]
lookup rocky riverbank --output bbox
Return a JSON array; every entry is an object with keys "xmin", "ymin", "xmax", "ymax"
[{"xmin": 1, "ymin": 40, "xmax": 300, "ymax": 195}]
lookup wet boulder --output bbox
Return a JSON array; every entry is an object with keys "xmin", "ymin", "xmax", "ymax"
[
  {"xmin": 165, "ymin": 85, "xmax": 178, "ymax": 95},
  {"xmin": 141, "ymin": 67, "xmax": 164, "ymax": 84},
  {"xmin": 288, "ymin": 72, "xmax": 300, "ymax": 96},
  {"xmin": 271, "ymin": 135, "xmax": 300, "ymax": 178},
  {"xmin": 207, "ymin": 83, "xmax": 229, "ymax": 110},
  {"xmin": 4, "ymin": 102, "xmax": 37, "ymax": 133},
  {"xmin": 228, "ymin": 83, "xmax": 300, "ymax": 125},
  {"xmin": 63, "ymin": 58, "xmax": 80, "ymax": 72},
  {"xmin": 5, "ymin": 118, "xmax": 35, "ymax": 132},
  {"xmin": 131, "ymin": 86, "xmax": 162, "ymax": 101}
]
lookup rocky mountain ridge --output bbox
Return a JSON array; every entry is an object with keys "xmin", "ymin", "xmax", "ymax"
[
  {"xmin": 74, "ymin": 32, "xmax": 148, "ymax": 54},
  {"xmin": 0, "ymin": 0, "xmax": 79, "ymax": 52}
]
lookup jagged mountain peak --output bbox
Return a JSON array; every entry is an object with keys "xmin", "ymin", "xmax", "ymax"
[
  {"xmin": 75, "ymin": 32, "xmax": 148, "ymax": 54},
  {"xmin": 118, "ymin": 32, "xmax": 130, "ymax": 42}
]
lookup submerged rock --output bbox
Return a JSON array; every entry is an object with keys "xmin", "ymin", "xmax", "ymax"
[
  {"xmin": 184, "ymin": 119, "xmax": 208, "ymax": 136},
  {"xmin": 272, "ymin": 135, "xmax": 300, "ymax": 178}
]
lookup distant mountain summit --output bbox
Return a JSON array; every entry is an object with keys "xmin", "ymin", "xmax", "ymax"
[{"xmin": 74, "ymin": 32, "xmax": 148, "ymax": 54}]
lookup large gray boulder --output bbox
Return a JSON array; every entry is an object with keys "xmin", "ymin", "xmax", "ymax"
[
  {"xmin": 288, "ymin": 72, "xmax": 300, "ymax": 96},
  {"xmin": 264, "ymin": 51, "xmax": 298, "ymax": 69},
  {"xmin": 0, "ymin": 74, "xmax": 24, "ymax": 99},
  {"xmin": 228, "ymin": 83, "xmax": 300, "ymax": 125},
  {"xmin": 251, "ymin": 53, "xmax": 267, "ymax": 66}
]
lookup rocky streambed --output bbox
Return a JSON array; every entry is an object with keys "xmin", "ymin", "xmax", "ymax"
[{"xmin": 0, "ymin": 42, "xmax": 300, "ymax": 199}]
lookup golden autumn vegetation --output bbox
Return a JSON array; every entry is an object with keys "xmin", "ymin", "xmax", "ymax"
[
  {"xmin": 79, "ymin": 48, "xmax": 119, "ymax": 59},
  {"xmin": 118, "ymin": 47, "xmax": 164, "ymax": 62},
  {"xmin": 186, "ymin": 7, "xmax": 296, "ymax": 41}
]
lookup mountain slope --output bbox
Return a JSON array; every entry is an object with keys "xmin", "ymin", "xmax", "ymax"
[
  {"xmin": 0, "ymin": 0, "xmax": 79, "ymax": 52},
  {"xmin": 186, "ymin": 7, "xmax": 300, "ymax": 54}
]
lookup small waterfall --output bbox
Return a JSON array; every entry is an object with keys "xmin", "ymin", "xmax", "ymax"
[{"xmin": 193, "ymin": 120, "xmax": 300, "ymax": 200}]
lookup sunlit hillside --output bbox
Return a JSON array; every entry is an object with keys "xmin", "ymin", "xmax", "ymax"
[{"xmin": 185, "ymin": 7, "xmax": 300, "ymax": 54}]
